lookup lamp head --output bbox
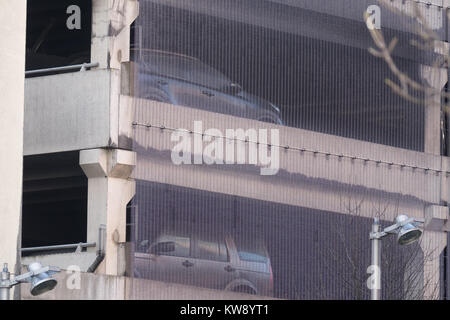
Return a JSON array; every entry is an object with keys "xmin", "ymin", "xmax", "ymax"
[
  {"xmin": 395, "ymin": 215, "xmax": 422, "ymax": 245},
  {"xmin": 27, "ymin": 262, "xmax": 58, "ymax": 296}
]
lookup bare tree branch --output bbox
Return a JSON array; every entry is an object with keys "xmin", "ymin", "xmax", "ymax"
[{"xmin": 364, "ymin": 0, "xmax": 450, "ymax": 110}]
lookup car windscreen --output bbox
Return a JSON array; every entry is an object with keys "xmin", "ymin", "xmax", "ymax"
[
  {"xmin": 140, "ymin": 51, "xmax": 232, "ymax": 91},
  {"xmin": 234, "ymin": 237, "xmax": 269, "ymax": 264}
]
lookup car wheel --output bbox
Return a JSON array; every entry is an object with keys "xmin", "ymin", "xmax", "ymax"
[{"xmin": 232, "ymin": 285, "xmax": 256, "ymax": 295}]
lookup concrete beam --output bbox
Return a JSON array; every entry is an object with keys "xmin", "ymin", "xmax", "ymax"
[
  {"xmin": 0, "ymin": 0, "xmax": 26, "ymax": 300},
  {"xmin": 425, "ymin": 205, "xmax": 449, "ymax": 231},
  {"xmin": 126, "ymin": 277, "xmax": 275, "ymax": 300},
  {"xmin": 118, "ymin": 92, "xmax": 135, "ymax": 150},
  {"xmin": 144, "ymin": 0, "xmax": 445, "ymax": 54},
  {"xmin": 132, "ymin": 98, "xmax": 445, "ymax": 209}
]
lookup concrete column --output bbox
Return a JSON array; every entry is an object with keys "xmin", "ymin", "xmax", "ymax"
[
  {"xmin": 91, "ymin": 0, "xmax": 138, "ymax": 148},
  {"xmin": 417, "ymin": 205, "xmax": 449, "ymax": 299},
  {"xmin": 421, "ymin": 64, "xmax": 447, "ymax": 155},
  {"xmin": 80, "ymin": 149, "xmax": 136, "ymax": 276},
  {"xmin": 419, "ymin": 230, "xmax": 447, "ymax": 299},
  {"xmin": 91, "ymin": 0, "xmax": 139, "ymax": 70},
  {"xmin": 0, "ymin": 0, "xmax": 26, "ymax": 300}
]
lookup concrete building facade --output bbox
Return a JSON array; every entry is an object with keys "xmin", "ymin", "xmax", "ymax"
[{"xmin": 2, "ymin": 0, "xmax": 450, "ymax": 299}]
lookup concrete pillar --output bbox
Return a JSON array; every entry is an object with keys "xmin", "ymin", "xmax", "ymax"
[
  {"xmin": 90, "ymin": 0, "xmax": 139, "ymax": 149},
  {"xmin": 421, "ymin": 64, "xmax": 447, "ymax": 155},
  {"xmin": 419, "ymin": 230, "xmax": 447, "ymax": 299},
  {"xmin": 0, "ymin": 0, "xmax": 26, "ymax": 300},
  {"xmin": 414, "ymin": 205, "xmax": 449, "ymax": 300},
  {"xmin": 91, "ymin": 0, "xmax": 139, "ymax": 70},
  {"xmin": 80, "ymin": 149, "xmax": 136, "ymax": 276}
]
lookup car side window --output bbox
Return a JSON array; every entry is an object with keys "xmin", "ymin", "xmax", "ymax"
[
  {"xmin": 234, "ymin": 238, "xmax": 269, "ymax": 263},
  {"xmin": 194, "ymin": 238, "xmax": 229, "ymax": 262},
  {"xmin": 154, "ymin": 235, "xmax": 191, "ymax": 258}
]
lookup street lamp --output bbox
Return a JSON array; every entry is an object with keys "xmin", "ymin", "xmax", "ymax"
[
  {"xmin": 0, "ymin": 262, "xmax": 60, "ymax": 300},
  {"xmin": 369, "ymin": 215, "xmax": 423, "ymax": 300}
]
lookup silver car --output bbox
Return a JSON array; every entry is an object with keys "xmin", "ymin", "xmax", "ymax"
[
  {"xmin": 134, "ymin": 231, "xmax": 274, "ymax": 296},
  {"xmin": 138, "ymin": 49, "xmax": 282, "ymax": 124}
]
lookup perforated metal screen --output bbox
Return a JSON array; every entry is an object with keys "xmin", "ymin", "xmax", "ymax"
[{"xmin": 129, "ymin": 0, "xmax": 448, "ymax": 299}]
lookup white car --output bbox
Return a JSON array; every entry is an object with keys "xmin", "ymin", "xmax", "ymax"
[{"xmin": 134, "ymin": 232, "xmax": 274, "ymax": 297}]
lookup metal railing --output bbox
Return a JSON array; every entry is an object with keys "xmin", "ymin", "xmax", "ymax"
[
  {"xmin": 21, "ymin": 242, "xmax": 96, "ymax": 253},
  {"xmin": 25, "ymin": 62, "xmax": 99, "ymax": 76}
]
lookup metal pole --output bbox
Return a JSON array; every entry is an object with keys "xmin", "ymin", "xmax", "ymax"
[
  {"xmin": 371, "ymin": 218, "xmax": 381, "ymax": 300},
  {"xmin": 21, "ymin": 242, "xmax": 96, "ymax": 253},
  {"xmin": 25, "ymin": 62, "xmax": 99, "ymax": 76},
  {"xmin": 0, "ymin": 263, "xmax": 11, "ymax": 301}
]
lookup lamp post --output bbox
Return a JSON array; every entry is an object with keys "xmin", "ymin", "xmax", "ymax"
[
  {"xmin": 370, "ymin": 218, "xmax": 381, "ymax": 300},
  {"xmin": 0, "ymin": 264, "xmax": 11, "ymax": 300},
  {"xmin": 369, "ymin": 215, "xmax": 423, "ymax": 300},
  {"xmin": 0, "ymin": 262, "xmax": 60, "ymax": 300}
]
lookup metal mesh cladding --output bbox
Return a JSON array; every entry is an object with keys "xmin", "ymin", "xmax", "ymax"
[{"xmin": 129, "ymin": 0, "xmax": 448, "ymax": 299}]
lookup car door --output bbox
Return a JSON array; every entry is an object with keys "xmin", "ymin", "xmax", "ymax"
[
  {"xmin": 207, "ymin": 88, "xmax": 250, "ymax": 119},
  {"xmin": 168, "ymin": 79, "xmax": 233, "ymax": 115},
  {"xmin": 189, "ymin": 234, "xmax": 238, "ymax": 290},
  {"xmin": 140, "ymin": 233, "xmax": 196, "ymax": 286}
]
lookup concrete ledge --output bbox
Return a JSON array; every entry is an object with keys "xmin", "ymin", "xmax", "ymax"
[
  {"xmin": 21, "ymin": 268, "xmax": 126, "ymax": 300},
  {"xmin": 131, "ymin": 98, "xmax": 447, "ymax": 220},
  {"xmin": 126, "ymin": 277, "xmax": 275, "ymax": 300},
  {"xmin": 24, "ymin": 70, "xmax": 112, "ymax": 155},
  {"xmin": 20, "ymin": 269, "xmax": 274, "ymax": 300},
  {"xmin": 425, "ymin": 205, "xmax": 449, "ymax": 232}
]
